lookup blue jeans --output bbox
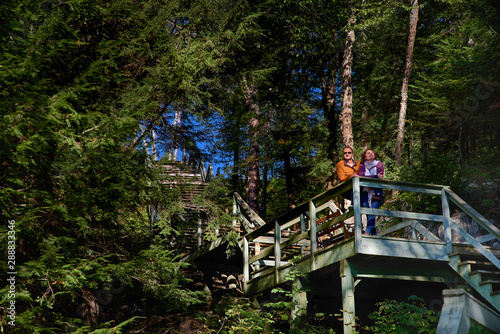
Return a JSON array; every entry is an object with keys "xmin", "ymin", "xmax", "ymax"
[{"xmin": 361, "ymin": 192, "xmax": 383, "ymax": 235}]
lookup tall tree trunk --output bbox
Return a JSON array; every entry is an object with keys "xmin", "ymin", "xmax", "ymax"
[
  {"xmin": 243, "ymin": 77, "xmax": 260, "ymax": 213},
  {"xmin": 232, "ymin": 144, "xmax": 240, "ymax": 191},
  {"xmin": 260, "ymin": 141, "xmax": 268, "ymax": 220},
  {"xmin": 172, "ymin": 110, "xmax": 183, "ymax": 161},
  {"xmin": 322, "ymin": 58, "xmax": 339, "ymax": 189},
  {"xmin": 152, "ymin": 128, "xmax": 158, "ymax": 161},
  {"xmin": 395, "ymin": 0, "xmax": 419, "ymax": 166},
  {"xmin": 284, "ymin": 149, "xmax": 296, "ymax": 210},
  {"xmin": 340, "ymin": 0, "xmax": 356, "ymax": 149}
]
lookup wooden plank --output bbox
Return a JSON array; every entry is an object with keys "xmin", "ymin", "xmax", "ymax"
[
  {"xmin": 437, "ymin": 289, "xmax": 500, "ymax": 334},
  {"xmin": 359, "ymin": 237, "xmax": 448, "ymax": 261},
  {"xmin": 476, "ymin": 234, "xmax": 498, "ymax": 244},
  {"xmin": 377, "ymin": 221, "xmax": 413, "ymax": 237},
  {"xmin": 355, "ymin": 273, "xmax": 449, "ymax": 283},
  {"xmin": 341, "ymin": 259, "xmax": 356, "ymax": 334},
  {"xmin": 353, "ymin": 176, "xmax": 362, "ymax": 253},
  {"xmin": 361, "ymin": 207, "xmax": 443, "ymax": 222},
  {"xmin": 412, "ymin": 221, "xmax": 442, "ymax": 242},
  {"xmin": 358, "ymin": 177, "xmax": 444, "ymax": 194},
  {"xmin": 317, "ymin": 211, "xmax": 353, "ymax": 234},
  {"xmin": 245, "ymin": 239, "xmax": 356, "ymax": 296},
  {"xmin": 436, "ymin": 289, "xmax": 470, "ymax": 334},
  {"xmin": 255, "ymin": 259, "xmax": 289, "ymax": 267},
  {"xmin": 442, "ymin": 188, "xmax": 453, "ymax": 254},
  {"xmin": 273, "ymin": 181, "xmax": 352, "ymax": 225},
  {"xmin": 446, "ymin": 189, "xmax": 500, "ymax": 241},
  {"xmin": 237, "ymin": 214, "xmax": 253, "ymax": 232},
  {"xmin": 310, "ymin": 200, "xmax": 317, "ymax": 271},
  {"xmin": 275, "ymin": 221, "xmax": 281, "ymax": 285},
  {"xmin": 279, "ymin": 231, "xmax": 310, "ymax": 250},
  {"xmin": 244, "ymin": 237, "xmax": 249, "ymax": 294},
  {"xmin": 462, "ymin": 289, "xmax": 500, "ymax": 333},
  {"xmin": 249, "ymin": 242, "xmax": 275, "ymax": 264},
  {"xmin": 449, "ymin": 219, "xmax": 500, "ymax": 271},
  {"xmin": 234, "ymin": 192, "xmax": 266, "ymax": 227}
]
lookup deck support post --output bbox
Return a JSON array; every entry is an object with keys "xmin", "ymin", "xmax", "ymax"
[
  {"xmin": 232, "ymin": 193, "xmax": 238, "ymax": 229},
  {"xmin": 197, "ymin": 217, "xmax": 202, "ymax": 248},
  {"xmin": 437, "ymin": 289, "xmax": 500, "ymax": 334},
  {"xmin": 275, "ymin": 221, "xmax": 281, "ymax": 286},
  {"xmin": 436, "ymin": 289, "xmax": 470, "ymax": 334},
  {"xmin": 243, "ymin": 236, "xmax": 249, "ymax": 294},
  {"xmin": 352, "ymin": 177, "xmax": 362, "ymax": 253},
  {"xmin": 292, "ymin": 278, "xmax": 308, "ymax": 327},
  {"xmin": 441, "ymin": 188, "xmax": 452, "ymax": 254},
  {"xmin": 340, "ymin": 259, "xmax": 356, "ymax": 334},
  {"xmin": 309, "ymin": 200, "xmax": 317, "ymax": 271},
  {"xmin": 300, "ymin": 214, "xmax": 306, "ymax": 256}
]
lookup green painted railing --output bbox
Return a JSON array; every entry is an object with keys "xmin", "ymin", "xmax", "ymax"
[{"xmin": 237, "ymin": 177, "xmax": 500, "ymax": 293}]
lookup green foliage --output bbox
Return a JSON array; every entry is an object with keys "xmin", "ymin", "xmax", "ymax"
[
  {"xmin": 1, "ymin": 0, "xmax": 499, "ymax": 332},
  {"xmin": 70, "ymin": 317, "xmax": 144, "ymax": 334},
  {"xmin": 366, "ymin": 295, "xmax": 438, "ymax": 333},
  {"xmin": 203, "ymin": 296, "xmax": 273, "ymax": 334},
  {"xmin": 455, "ymin": 155, "xmax": 500, "ymax": 220},
  {"xmin": 117, "ymin": 243, "xmax": 207, "ymax": 313},
  {"xmin": 261, "ymin": 257, "xmax": 332, "ymax": 334}
]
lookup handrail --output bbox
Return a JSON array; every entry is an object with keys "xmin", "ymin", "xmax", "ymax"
[
  {"xmin": 235, "ymin": 177, "xmax": 500, "ymax": 292},
  {"xmin": 233, "ymin": 192, "xmax": 266, "ymax": 232},
  {"xmin": 185, "ymin": 155, "xmax": 213, "ymax": 182}
]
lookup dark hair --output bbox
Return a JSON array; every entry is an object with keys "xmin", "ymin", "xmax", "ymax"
[{"xmin": 360, "ymin": 149, "xmax": 377, "ymax": 165}]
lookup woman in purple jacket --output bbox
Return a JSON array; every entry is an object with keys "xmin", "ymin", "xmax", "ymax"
[{"xmin": 359, "ymin": 149, "xmax": 384, "ymax": 235}]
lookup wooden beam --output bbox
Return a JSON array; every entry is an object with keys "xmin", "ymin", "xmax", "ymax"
[
  {"xmin": 359, "ymin": 237, "xmax": 448, "ymax": 261},
  {"xmin": 340, "ymin": 259, "xmax": 356, "ymax": 334},
  {"xmin": 436, "ymin": 289, "xmax": 470, "ymax": 334},
  {"xmin": 437, "ymin": 289, "xmax": 500, "ymax": 334},
  {"xmin": 244, "ymin": 239, "xmax": 356, "ymax": 296},
  {"xmin": 412, "ymin": 221, "xmax": 442, "ymax": 242},
  {"xmin": 292, "ymin": 278, "xmax": 308, "ymax": 325},
  {"xmin": 378, "ymin": 221, "xmax": 413, "ymax": 237},
  {"xmin": 310, "ymin": 200, "xmax": 317, "ymax": 271},
  {"xmin": 446, "ymin": 189, "xmax": 500, "ymax": 242},
  {"xmin": 354, "ymin": 273, "xmax": 449, "ymax": 283},
  {"xmin": 352, "ymin": 176, "xmax": 362, "ymax": 253},
  {"xmin": 234, "ymin": 192, "xmax": 266, "ymax": 227},
  {"xmin": 361, "ymin": 207, "xmax": 443, "ymax": 222},
  {"xmin": 275, "ymin": 221, "xmax": 281, "ymax": 286},
  {"xmin": 358, "ymin": 177, "xmax": 444, "ymax": 194},
  {"xmin": 442, "ymin": 188, "xmax": 453, "ymax": 254},
  {"xmin": 449, "ymin": 219, "xmax": 500, "ymax": 270},
  {"xmin": 244, "ymin": 237, "xmax": 249, "ymax": 294}
]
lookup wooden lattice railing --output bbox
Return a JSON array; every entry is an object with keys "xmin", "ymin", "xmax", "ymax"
[{"xmin": 237, "ymin": 177, "xmax": 500, "ymax": 292}]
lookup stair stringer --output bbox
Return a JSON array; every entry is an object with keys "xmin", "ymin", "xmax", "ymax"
[{"xmin": 448, "ymin": 254, "xmax": 500, "ymax": 313}]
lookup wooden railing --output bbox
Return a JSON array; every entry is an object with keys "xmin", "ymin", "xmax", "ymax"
[
  {"xmin": 238, "ymin": 177, "xmax": 500, "ymax": 292},
  {"xmin": 185, "ymin": 154, "xmax": 213, "ymax": 182}
]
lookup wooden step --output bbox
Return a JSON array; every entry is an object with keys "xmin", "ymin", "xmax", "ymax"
[
  {"xmin": 459, "ymin": 260, "xmax": 498, "ymax": 271},
  {"xmin": 470, "ymin": 269, "xmax": 500, "ymax": 280},
  {"xmin": 478, "ymin": 279, "xmax": 500, "ymax": 296}
]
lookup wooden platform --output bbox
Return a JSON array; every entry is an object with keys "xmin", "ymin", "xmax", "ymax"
[{"xmin": 182, "ymin": 177, "xmax": 500, "ymax": 333}]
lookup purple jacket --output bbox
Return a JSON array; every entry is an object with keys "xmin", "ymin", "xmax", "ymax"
[{"xmin": 359, "ymin": 161, "xmax": 384, "ymax": 178}]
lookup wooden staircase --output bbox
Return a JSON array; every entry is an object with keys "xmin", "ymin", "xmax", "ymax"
[
  {"xmin": 180, "ymin": 177, "xmax": 500, "ymax": 333},
  {"xmin": 448, "ymin": 250, "xmax": 500, "ymax": 311},
  {"xmin": 155, "ymin": 162, "xmax": 212, "ymax": 251}
]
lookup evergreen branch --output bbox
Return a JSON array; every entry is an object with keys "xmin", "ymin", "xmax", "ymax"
[
  {"xmin": 129, "ymin": 97, "xmax": 174, "ymax": 151},
  {"xmin": 81, "ymin": 123, "xmax": 105, "ymax": 136}
]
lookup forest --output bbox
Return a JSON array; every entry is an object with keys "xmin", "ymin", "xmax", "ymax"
[{"xmin": 1, "ymin": 0, "xmax": 499, "ymax": 333}]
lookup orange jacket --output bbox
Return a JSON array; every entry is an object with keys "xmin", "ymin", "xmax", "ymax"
[{"xmin": 336, "ymin": 160, "xmax": 359, "ymax": 182}]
